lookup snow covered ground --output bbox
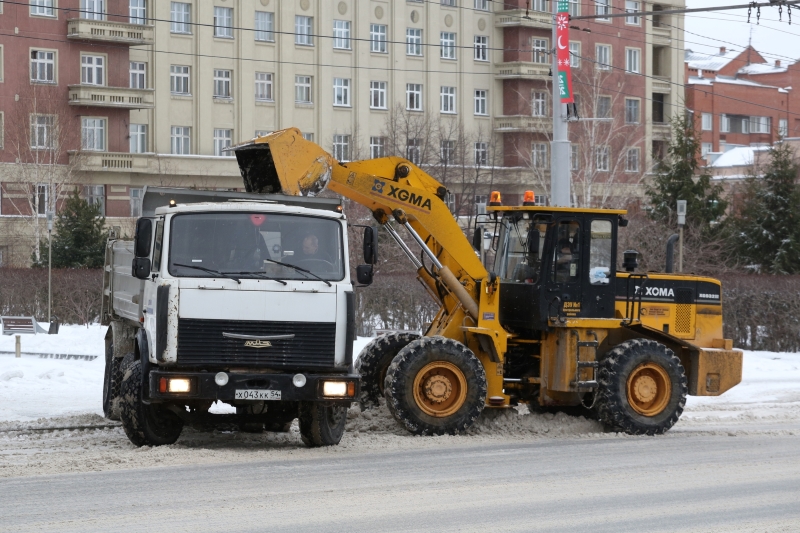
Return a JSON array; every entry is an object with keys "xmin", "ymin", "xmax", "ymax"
[{"xmin": 0, "ymin": 325, "xmax": 798, "ymax": 433}]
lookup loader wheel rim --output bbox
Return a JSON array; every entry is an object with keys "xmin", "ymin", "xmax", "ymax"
[
  {"xmin": 412, "ymin": 361, "xmax": 468, "ymax": 418},
  {"xmin": 626, "ymin": 362, "xmax": 671, "ymax": 416}
]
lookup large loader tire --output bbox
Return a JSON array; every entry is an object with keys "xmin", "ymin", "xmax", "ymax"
[
  {"xmin": 356, "ymin": 332, "xmax": 420, "ymax": 409},
  {"xmin": 102, "ymin": 338, "xmax": 123, "ymax": 421},
  {"xmin": 384, "ymin": 337, "xmax": 487, "ymax": 436},
  {"xmin": 596, "ymin": 339, "xmax": 687, "ymax": 435},
  {"xmin": 119, "ymin": 353, "xmax": 184, "ymax": 447},
  {"xmin": 298, "ymin": 402, "xmax": 347, "ymax": 447}
]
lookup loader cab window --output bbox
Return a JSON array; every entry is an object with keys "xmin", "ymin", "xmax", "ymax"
[
  {"xmin": 494, "ymin": 216, "xmax": 547, "ymax": 283},
  {"xmin": 588, "ymin": 219, "xmax": 612, "ymax": 284},
  {"xmin": 550, "ymin": 220, "xmax": 581, "ymax": 283}
]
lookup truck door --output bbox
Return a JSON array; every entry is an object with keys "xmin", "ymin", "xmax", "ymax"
[{"xmin": 544, "ymin": 218, "xmax": 583, "ymax": 319}]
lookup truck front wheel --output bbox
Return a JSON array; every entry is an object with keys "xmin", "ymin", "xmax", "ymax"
[
  {"xmin": 102, "ymin": 339, "xmax": 123, "ymax": 421},
  {"xmin": 298, "ymin": 402, "xmax": 347, "ymax": 447},
  {"xmin": 119, "ymin": 353, "xmax": 184, "ymax": 447}
]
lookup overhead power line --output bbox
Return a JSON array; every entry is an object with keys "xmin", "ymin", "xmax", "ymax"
[{"xmin": 570, "ymin": 0, "xmax": 800, "ymax": 21}]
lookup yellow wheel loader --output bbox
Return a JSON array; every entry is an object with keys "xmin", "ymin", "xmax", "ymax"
[{"xmin": 233, "ymin": 128, "xmax": 743, "ymax": 436}]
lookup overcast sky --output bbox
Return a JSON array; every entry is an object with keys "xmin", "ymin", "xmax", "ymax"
[{"xmin": 684, "ymin": 0, "xmax": 800, "ymax": 65}]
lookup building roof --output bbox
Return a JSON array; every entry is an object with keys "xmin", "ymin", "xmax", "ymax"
[
  {"xmin": 738, "ymin": 63, "xmax": 790, "ymax": 75},
  {"xmin": 709, "ymin": 146, "xmax": 770, "ymax": 168},
  {"xmin": 685, "ymin": 49, "xmax": 743, "ymax": 72}
]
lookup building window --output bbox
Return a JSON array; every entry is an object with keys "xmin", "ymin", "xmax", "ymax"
[
  {"xmin": 701, "ymin": 113, "xmax": 713, "ymax": 131},
  {"xmin": 596, "ymin": 146, "xmax": 610, "ymax": 171},
  {"xmin": 407, "ymin": 28, "xmax": 422, "ymax": 56},
  {"xmin": 370, "ymin": 81, "xmax": 387, "ymax": 109},
  {"xmin": 441, "ymin": 86, "xmax": 456, "ymax": 114},
  {"xmin": 368, "ymin": 25, "xmax": 388, "ymax": 54},
  {"xmin": 626, "ymin": 148, "xmax": 640, "ymax": 172},
  {"xmin": 171, "ymin": 126, "xmax": 190, "ymax": 154},
  {"xmin": 84, "ymin": 185, "xmax": 105, "ymax": 215},
  {"xmin": 474, "ymin": 0, "xmax": 489, "ymax": 11},
  {"xmin": 30, "ymin": 51, "xmax": 55, "ymax": 83},
  {"xmin": 597, "ymin": 96, "xmax": 611, "ymax": 118},
  {"xmin": 442, "ymin": 0, "xmax": 456, "ymax": 6},
  {"xmin": 370, "ymin": 136, "xmax": 386, "ymax": 159},
  {"xmin": 213, "ymin": 69, "xmax": 231, "ymax": 98},
  {"xmin": 533, "ymin": 39, "xmax": 548, "ymax": 64},
  {"xmin": 302, "ymin": 133, "xmax": 314, "ymax": 142},
  {"xmin": 532, "ymin": 0, "xmax": 548, "ymax": 11},
  {"xmin": 296, "ymin": 16, "xmax": 313, "ymax": 46},
  {"xmin": 130, "ymin": 124, "xmax": 147, "ymax": 153},
  {"xmin": 571, "ymin": 144, "xmax": 580, "ymax": 170},
  {"xmin": 81, "ymin": 118, "xmax": 106, "ymax": 151},
  {"xmin": 569, "ymin": 42, "xmax": 581, "ymax": 68},
  {"xmin": 332, "ymin": 134, "xmax": 351, "ymax": 161},
  {"xmin": 33, "ymin": 184, "xmax": 49, "ymax": 215},
  {"xmin": 595, "ymin": 0, "xmax": 610, "ymax": 20},
  {"xmin": 701, "ymin": 143, "xmax": 713, "ymax": 157},
  {"xmin": 720, "ymin": 114, "xmax": 730, "ymax": 133},
  {"xmin": 441, "ymin": 32, "xmax": 456, "ymax": 59},
  {"xmin": 333, "ymin": 78, "xmax": 351, "ymax": 107},
  {"xmin": 532, "ymin": 92, "xmax": 547, "ymax": 117},
  {"xmin": 406, "ymin": 84, "xmax": 422, "ymax": 111},
  {"xmin": 170, "ymin": 2, "xmax": 191, "ymax": 33},
  {"xmin": 31, "ymin": 115, "xmax": 55, "ymax": 149},
  {"xmin": 130, "ymin": 62, "xmax": 146, "ymax": 89},
  {"xmin": 750, "ymin": 116, "xmax": 771, "ymax": 133},
  {"xmin": 214, "ymin": 7, "xmax": 233, "ymax": 38},
  {"xmin": 475, "ymin": 194, "xmax": 488, "ymax": 215},
  {"xmin": 474, "ymin": 90, "xmax": 487, "ymax": 115},
  {"xmin": 81, "ymin": 55, "xmax": 105, "ymax": 86},
  {"xmin": 474, "ymin": 35, "xmax": 488, "ymax": 61},
  {"xmin": 130, "ymin": 0, "xmax": 146, "ymax": 24},
  {"xmin": 596, "ymin": 45, "xmax": 611, "ymax": 69},
  {"xmin": 625, "ymin": 48, "xmax": 641, "ymax": 74},
  {"xmin": 625, "ymin": 99, "xmax": 640, "ymax": 123},
  {"xmin": 30, "ymin": 0, "xmax": 54, "ymax": 17},
  {"xmin": 214, "ymin": 129, "xmax": 232, "ymax": 156},
  {"xmin": 407, "ymin": 139, "xmax": 421, "ymax": 164},
  {"xmin": 295, "ymin": 75, "xmax": 312, "ymax": 103},
  {"xmin": 130, "ymin": 188, "xmax": 143, "ymax": 217},
  {"xmin": 255, "ymin": 11, "xmax": 274, "ymax": 42},
  {"xmin": 625, "ymin": 1, "xmax": 640, "ymax": 24},
  {"xmin": 569, "ymin": 0, "xmax": 580, "ymax": 16},
  {"xmin": 475, "ymin": 142, "xmax": 488, "ymax": 167},
  {"xmin": 441, "ymin": 140, "xmax": 456, "ymax": 164},
  {"xmin": 81, "ymin": 0, "xmax": 105, "ymax": 20},
  {"xmin": 333, "ymin": 20, "xmax": 351, "ymax": 50},
  {"xmin": 170, "ymin": 65, "xmax": 190, "ymax": 94},
  {"xmin": 255, "ymin": 72, "xmax": 273, "ymax": 101},
  {"xmin": 532, "ymin": 143, "xmax": 548, "ymax": 168},
  {"xmin": 779, "ymin": 118, "xmax": 788, "ymax": 137}
]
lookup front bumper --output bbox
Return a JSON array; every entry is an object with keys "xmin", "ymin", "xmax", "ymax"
[{"xmin": 148, "ymin": 370, "xmax": 359, "ymax": 403}]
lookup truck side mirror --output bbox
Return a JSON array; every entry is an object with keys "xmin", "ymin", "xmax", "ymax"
[
  {"xmin": 363, "ymin": 226, "xmax": 378, "ymax": 265},
  {"xmin": 471, "ymin": 227, "xmax": 481, "ymax": 251},
  {"xmin": 134, "ymin": 218, "xmax": 153, "ymax": 258},
  {"xmin": 132, "ymin": 257, "xmax": 152, "ymax": 280},
  {"xmin": 356, "ymin": 264, "xmax": 374, "ymax": 286}
]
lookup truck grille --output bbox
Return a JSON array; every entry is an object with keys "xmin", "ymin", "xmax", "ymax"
[{"xmin": 177, "ymin": 318, "xmax": 336, "ymax": 369}]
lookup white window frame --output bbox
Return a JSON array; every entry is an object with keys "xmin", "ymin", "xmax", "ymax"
[
  {"xmin": 295, "ymin": 75, "xmax": 312, "ymax": 103},
  {"xmin": 595, "ymin": 0, "xmax": 610, "ymax": 20},
  {"xmin": 569, "ymin": 42, "xmax": 581, "ymax": 68},
  {"xmin": 596, "ymin": 45, "xmax": 611, "ymax": 70},
  {"xmin": 532, "ymin": 143, "xmax": 548, "ymax": 168},
  {"xmin": 129, "ymin": 61, "xmax": 145, "ymax": 89},
  {"xmin": 333, "ymin": 134, "xmax": 351, "ymax": 162},
  {"xmin": 779, "ymin": 118, "xmax": 788, "ymax": 137},
  {"xmin": 170, "ymin": 2, "xmax": 191, "ymax": 34},
  {"xmin": 406, "ymin": 83, "xmax": 422, "ymax": 111},
  {"xmin": 625, "ymin": 1, "xmax": 641, "ymax": 24},
  {"xmin": 440, "ymin": 86, "xmax": 456, "ymax": 114},
  {"xmin": 596, "ymin": 146, "xmax": 610, "ymax": 171},
  {"xmin": 407, "ymin": 28, "xmax": 422, "ymax": 56},
  {"xmin": 625, "ymin": 98, "xmax": 640, "ymax": 124},
  {"xmin": 333, "ymin": 78, "xmax": 351, "ymax": 107},
  {"xmin": 213, "ymin": 69, "xmax": 232, "ymax": 99},
  {"xmin": 302, "ymin": 133, "xmax": 314, "ymax": 142},
  {"xmin": 568, "ymin": 0, "xmax": 580, "ymax": 16},
  {"xmin": 84, "ymin": 185, "xmax": 105, "ymax": 215},
  {"xmin": 571, "ymin": 144, "xmax": 580, "ymax": 171},
  {"xmin": 171, "ymin": 126, "xmax": 191, "ymax": 155},
  {"xmin": 255, "ymin": 11, "xmax": 275, "ymax": 42},
  {"xmin": 81, "ymin": 117, "xmax": 106, "ymax": 152},
  {"xmin": 370, "ymin": 136, "xmax": 386, "ymax": 159},
  {"xmin": 129, "ymin": 0, "xmax": 146, "ymax": 25},
  {"xmin": 370, "ymin": 81, "xmax": 387, "ymax": 110},
  {"xmin": 625, "ymin": 48, "xmax": 641, "ymax": 74},
  {"xmin": 130, "ymin": 188, "xmax": 144, "ymax": 217},
  {"xmin": 532, "ymin": 92, "xmax": 547, "ymax": 117},
  {"xmin": 701, "ymin": 143, "xmax": 713, "ymax": 157},
  {"xmin": 30, "ymin": 50, "xmax": 55, "ymax": 83},
  {"xmin": 81, "ymin": 0, "xmax": 105, "ymax": 20},
  {"xmin": 532, "ymin": 0, "xmax": 548, "ymax": 12},
  {"xmin": 33, "ymin": 184, "xmax": 50, "ymax": 215},
  {"xmin": 31, "ymin": 115, "xmax": 55, "ymax": 150},
  {"xmin": 474, "ymin": 90, "xmax": 488, "ymax": 116},
  {"xmin": 255, "ymin": 72, "xmax": 273, "ymax": 102},
  {"xmin": 474, "ymin": 0, "xmax": 489, "ymax": 11},
  {"xmin": 701, "ymin": 113, "xmax": 713, "ymax": 131},
  {"xmin": 213, "ymin": 128, "xmax": 232, "ymax": 156},
  {"xmin": 30, "ymin": 0, "xmax": 55, "ymax": 17},
  {"xmin": 475, "ymin": 142, "xmax": 488, "ymax": 167},
  {"xmin": 441, "ymin": 139, "xmax": 456, "ymax": 164},
  {"xmin": 597, "ymin": 96, "xmax": 612, "ymax": 119},
  {"xmin": 370, "ymin": 24, "xmax": 387, "ymax": 53},
  {"xmin": 130, "ymin": 123, "xmax": 147, "ymax": 153},
  {"xmin": 626, "ymin": 147, "xmax": 640, "ymax": 172},
  {"xmin": 720, "ymin": 114, "xmax": 730, "ymax": 133},
  {"xmin": 296, "ymin": 16, "xmax": 313, "ymax": 46},
  {"xmin": 407, "ymin": 139, "xmax": 421, "ymax": 165},
  {"xmin": 214, "ymin": 7, "xmax": 233, "ymax": 38},
  {"xmin": 441, "ymin": 32, "xmax": 456, "ymax": 60},
  {"xmin": 474, "ymin": 35, "xmax": 488, "ymax": 61},
  {"xmin": 81, "ymin": 55, "xmax": 105, "ymax": 86},
  {"xmin": 533, "ymin": 39, "xmax": 548, "ymax": 64},
  {"xmin": 333, "ymin": 20, "xmax": 351, "ymax": 50},
  {"xmin": 170, "ymin": 65, "xmax": 190, "ymax": 94}
]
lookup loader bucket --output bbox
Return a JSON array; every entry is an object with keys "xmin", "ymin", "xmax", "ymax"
[{"xmin": 232, "ymin": 127, "xmax": 335, "ymax": 197}]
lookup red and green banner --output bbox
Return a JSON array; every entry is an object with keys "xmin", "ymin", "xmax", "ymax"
[{"xmin": 556, "ymin": 0, "xmax": 574, "ymax": 103}]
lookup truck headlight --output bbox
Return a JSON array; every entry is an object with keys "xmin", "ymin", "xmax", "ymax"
[
  {"xmin": 323, "ymin": 381, "xmax": 347, "ymax": 396},
  {"xmin": 168, "ymin": 378, "xmax": 192, "ymax": 393}
]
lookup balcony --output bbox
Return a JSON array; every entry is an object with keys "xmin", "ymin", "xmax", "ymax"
[
  {"xmin": 68, "ymin": 85, "xmax": 154, "ymax": 109},
  {"xmin": 652, "ymin": 122, "xmax": 671, "ymax": 140},
  {"xmin": 69, "ymin": 152, "xmax": 243, "ymax": 179},
  {"xmin": 652, "ymin": 77, "xmax": 672, "ymax": 93},
  {"xmin": 67, "ymin": 18, "xmax": 154, "ymax": 45},
  {"xmin": 651, "ymin": 26, "xmax": 672, "ymax": 46},
  {"xmin": 495, "ymin": 62, "xmax": 550, "ymax": 80},
  {"xmin": 494, "ymin": 116, "xmax": 551, "ymax": 133},
  {"xmin": 495, "ymin": 9, "xmax": 551, "ymax": 30}
]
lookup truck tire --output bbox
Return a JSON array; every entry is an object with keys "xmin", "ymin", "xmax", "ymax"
[
  {"xmin": 119, "ymin": 353, "xmax": 184, "ymax": 447},
  {"xmin": 384, "ymin": 337, "xmax": 487, "ymax": 436},
  {"xmin": 102, "ymin": 340, "xmax": 123, "ymax": 421},
  {"xmin": 356, "ymin": 332, "xmax": 420, "ymax": 409},
  {"xmin": 298, "ymin": 402, "xmax": 347, "ymax": 447},
  {"xmin": 596, "ymin": 339, "xmax": 688, "ymax": 435}
]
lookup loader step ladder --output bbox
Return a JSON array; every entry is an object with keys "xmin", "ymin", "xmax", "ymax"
[{"xmin": 571, "ymin": 330, "xmax": 599, "ymax": 388}]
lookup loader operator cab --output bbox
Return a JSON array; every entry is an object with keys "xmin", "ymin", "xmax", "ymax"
[{"xmin": 489, "ymin": 204, "xmax": 622, "ymax": 336}]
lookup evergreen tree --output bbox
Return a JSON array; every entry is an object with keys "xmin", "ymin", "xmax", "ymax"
[
  {"xmin": 734, "ymin": 143, "xmax": 800, "ymax": 274},
  {"xmin": 646, "ymin": 114, "xmax": 727, "ymax": 228},
  {"xmin": 33, "ymin": 188, "xmax": 106, "ymax": 268}
]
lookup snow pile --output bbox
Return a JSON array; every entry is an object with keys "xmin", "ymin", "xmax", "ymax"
[
  {"xmin": 469, "ymin": 406, "xmax": 603, "ymax": 437},
  {"xmin": 0, "ymin": 324, "xmax": 105, "ymax": 357}
]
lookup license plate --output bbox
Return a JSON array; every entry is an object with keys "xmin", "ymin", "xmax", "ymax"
[{"xmin": 234, "ymin": 389, "xmax": 281, "ymax": 400}]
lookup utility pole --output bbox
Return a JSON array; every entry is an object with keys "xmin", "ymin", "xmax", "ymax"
[
  {"xmin": 677, "ymin": 200, "xmax": 686, "ymax": 273},
  {"xmin": 550, "ymin": 2, "xmax": 571, "ymax": 208},
  {"xmin": 47, "ymin": 209, "xmax": 53, "ymax": 323}
]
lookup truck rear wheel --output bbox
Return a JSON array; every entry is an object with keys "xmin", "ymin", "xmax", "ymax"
[
  {"xmin": 119, "ymin": 353, "xmax": 184, "ymax": 447},
  {"xmin": 384, "ymin": 337, "xmax": 487, "ymax": 435},
  {"xmin": 596, "ymin": 339, "xmax": 687, "ymax": 435},
  {"xmin": 298, "ymin": 402, "xmax": 347, "ymax": 447},
  {"xmin": 356, "ymin": 332, "xmax": 420, "ymax": 409},
  {"xmin": 102, "ymin": 338, "xmax": 123, "ymax": 421}
]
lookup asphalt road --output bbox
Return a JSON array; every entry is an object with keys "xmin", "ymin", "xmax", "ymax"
[{"xmin": 2, "ymin": 433, "xmax": 798, "ymax": 533}]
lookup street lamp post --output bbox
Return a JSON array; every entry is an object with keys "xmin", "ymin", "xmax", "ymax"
[
  {"xmin": 47, "ymin": 209, "xmax": 53, "ymax": 323},
  {"xmin": 676, "ymin": 200, "xmax": 687, "ymax": 273}
]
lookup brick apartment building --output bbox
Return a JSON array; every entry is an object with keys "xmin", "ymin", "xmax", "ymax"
[{"xmin": 0, "ymin": 0, "xmax": 685, "ymax": 266}]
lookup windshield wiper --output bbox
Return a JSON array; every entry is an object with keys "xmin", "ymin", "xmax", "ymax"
[
  {"xmin": 228, "ymin": 271, "xmax": 288, "ymax": 285},
  {"xmin": 173, "ymin": 263, "xmax": 241, "ymax": 284},
  {"xmin": 262, "ymin": 259, "xmax": 332, "ymax": 287}
]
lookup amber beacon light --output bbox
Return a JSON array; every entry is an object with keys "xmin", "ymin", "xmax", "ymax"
[
  {"xmin": 523, "ymin": 190, "xmax": 536, "ymax": 206},
  {"xmin": 489, "ymin": 191, "xmax": 502, "ymax": 206}
]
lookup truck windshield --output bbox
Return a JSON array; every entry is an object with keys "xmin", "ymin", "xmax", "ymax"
[
  {"xmin": 168, "ymin": 212, "xmax": 345, "ymax": 282},
  {"xmin": 493, "ymin": 217, "xmax": 548, "ymax": 283}
]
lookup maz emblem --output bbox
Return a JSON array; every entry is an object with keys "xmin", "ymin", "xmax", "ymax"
[{"xmin": 244, "ymin": 340, "xmax": 272, "ymax": 348}]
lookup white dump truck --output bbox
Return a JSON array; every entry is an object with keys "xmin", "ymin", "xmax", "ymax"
[{"xmin": 102, "ymin": 187, "xmax": 376, "ymax": 447}]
